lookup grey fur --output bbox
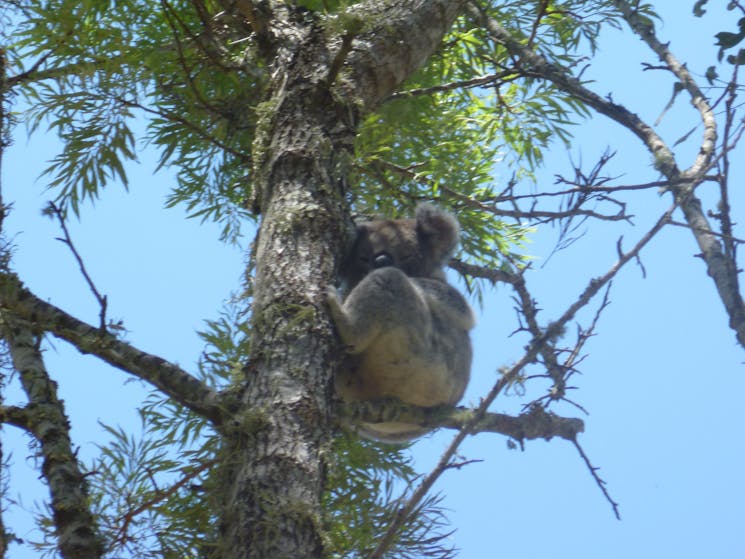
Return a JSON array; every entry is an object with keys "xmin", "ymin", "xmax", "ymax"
[{"xmin": 327, "ymin": 204, "xmax": 475, "ymax": 442}]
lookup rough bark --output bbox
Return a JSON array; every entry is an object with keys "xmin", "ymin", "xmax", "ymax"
[{"xmin": 217, "ymin": 2, "xmax": 466, "ymax": 558}]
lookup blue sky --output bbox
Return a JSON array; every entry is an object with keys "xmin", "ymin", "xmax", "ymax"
[{"xmin": 3, "ymin": 3, "xmax": 745, "ymax": 558}]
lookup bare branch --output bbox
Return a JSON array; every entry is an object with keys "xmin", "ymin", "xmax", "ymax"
[
  {"xmin": 550, "ymin": 205, "xmax": 675, "ymax": 332},
  {"xmin": 611, "ymin": 0, "xmax": 717, "ymax": 178},
  {"xmin": 718, "ymin": 64, "xmax": 741, "ymax": 267},
  {"xmin": 574, "ymin": 438, "xmax": 621, "ymax": 520},
  {"xmin": 0, "ymin": 274, "xmax": 223, "ymax": 422},
  {"xmin": 485, "ymin": 205, "xmax": 628, "ymax": 223},
  {"xmin": 510, "ymin": 266, "xmax": 570, "ymax": 399},
  {"xmin": 337, "ymin": 400, "xmax": 584, "ymax": 442},
  {"xmin": 371, "ymin": 157, "xmax": 630, "ymax": 224},
  {"xmin": 515, "ymin": 179, "xmax": 670, "ymax": 200},
  {"xmin": 44, "ymin": 202, "xmax": 108, "ymax": 330},
  {"xmin": 564, "ymin": 284, "xmax": 612, "ymax": 374},
  {"xmin": 668, "ymin": 219, "xmax": 745, "ymax": 245}
]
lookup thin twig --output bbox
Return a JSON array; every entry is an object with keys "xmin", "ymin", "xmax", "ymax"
[
  {"xmin": 389, "ymin": 70, "xmax": 519, "ymax": 100},
  {"xmin": 110, "ymin": 459, "xmax": 216, "ymax": 552},
  {"xmin": 718, "ymin": 63, "xmax": 740, "ymax": 264},
  {"xmin": 0, "ymin": 274, "xmax": 223, "ymax": 421},
  {"xmin": 574, "ymin": 438, "xmax": 621, "ymax": 520},
  {"xmin": 45, "ymin": 201, "xmax": 108, "ymax": 330},
  {"xmin": 668, "ymin": 220, "xmax": 745, "ymax": 245}
]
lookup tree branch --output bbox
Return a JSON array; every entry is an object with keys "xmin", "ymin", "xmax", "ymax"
[
  {"xmin": 337, "ymin": 399, "xmax": 584, "ymax": 442},
  {"xmin": 45, "ymin": 202, "xmax": 108, "ymax": 330},
  {"xmin": 611, "ymin": 0, "xmax": 717, "ymax": 178},
  {"xmin": 1, "ymin": 318, "xmax": 103, "ymax": 559},
  {"xmin": 448, "ymin": 258, "xmax": 519, "ymax": 286},
  {"xmin": 0, "ymin": 274, "xmax": 223, "ymax": 422},
  {"xmin": 388, "ymin": 70, "xmax": 519, "ymax": 100},
  {"xmin": 610, "ymin": 1, "xmax": 745, "ymax": 348},
  {"xmin": 574, "ymin": 438, "xmax": 621, "ymax": 520},
  {"xmin": 0, "ymin": 404, "xmax": 32, "ymax": 432},
  {"xmin": 343, "ymin": 0, "xmax": 469, "ymax": 109},
  {"xmin": 466, "ymin": 1, "xmax": 680, "ymax": 179}
]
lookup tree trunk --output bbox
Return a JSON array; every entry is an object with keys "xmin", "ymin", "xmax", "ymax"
[
  {"xmin": 216, "ymin": 18, "xmax": 353, "ymax": 559},
  {"xmin": 215, "ymin": 3, "xmax": 466, "ymax": 557}
]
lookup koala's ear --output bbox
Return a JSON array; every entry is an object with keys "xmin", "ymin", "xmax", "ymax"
[{"xmin": 415, "ymin": 203, "xmax": 460, "ymax": 264}]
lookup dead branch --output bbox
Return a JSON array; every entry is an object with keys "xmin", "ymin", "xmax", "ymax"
[
  {"xmin": 574, "ymin": 438, "xmax": 621, "ymax": 520},
  {"xmin": 44, "ymin": 202, "xmax": 108, "ymax": 330},
  {"xmin": 0, "ymin": 404, "xmax": 32, "ymax": 432}
]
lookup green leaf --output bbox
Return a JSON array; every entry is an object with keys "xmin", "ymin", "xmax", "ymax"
[
  {"xmin": 693, "ymin": 0, "xmax": 709, "ymax": 17},
  {"xmin": 726, "ymin": 48, "xmax": 745, "ymax": 65},
  {"xmin": 715, "ymin": 30, "xmax": 745, "ymax": 49}
]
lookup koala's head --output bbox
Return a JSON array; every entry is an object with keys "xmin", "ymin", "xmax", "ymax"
[{"xmin": 341, "ymin": 203, "xmax": 460, "ymax": 291}]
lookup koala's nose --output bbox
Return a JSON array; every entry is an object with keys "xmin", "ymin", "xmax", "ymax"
[{"xmin": 372, "ymin": 252, "xmax": 394, "ymax": 268}]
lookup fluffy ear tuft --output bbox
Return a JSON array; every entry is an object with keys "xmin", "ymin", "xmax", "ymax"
[{"xmin": 415, "ymin": 203, "xmax": 460, "ymax": 265}]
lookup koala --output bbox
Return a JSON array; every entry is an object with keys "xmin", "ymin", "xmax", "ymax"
[{"xmin": 326, "ymin": 203, "xmax": 475, "ymax": 442}]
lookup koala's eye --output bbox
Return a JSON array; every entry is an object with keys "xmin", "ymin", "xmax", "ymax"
[{"xmin": 372, "ymin": 252, "xmax": 394, "ymax": 268}]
